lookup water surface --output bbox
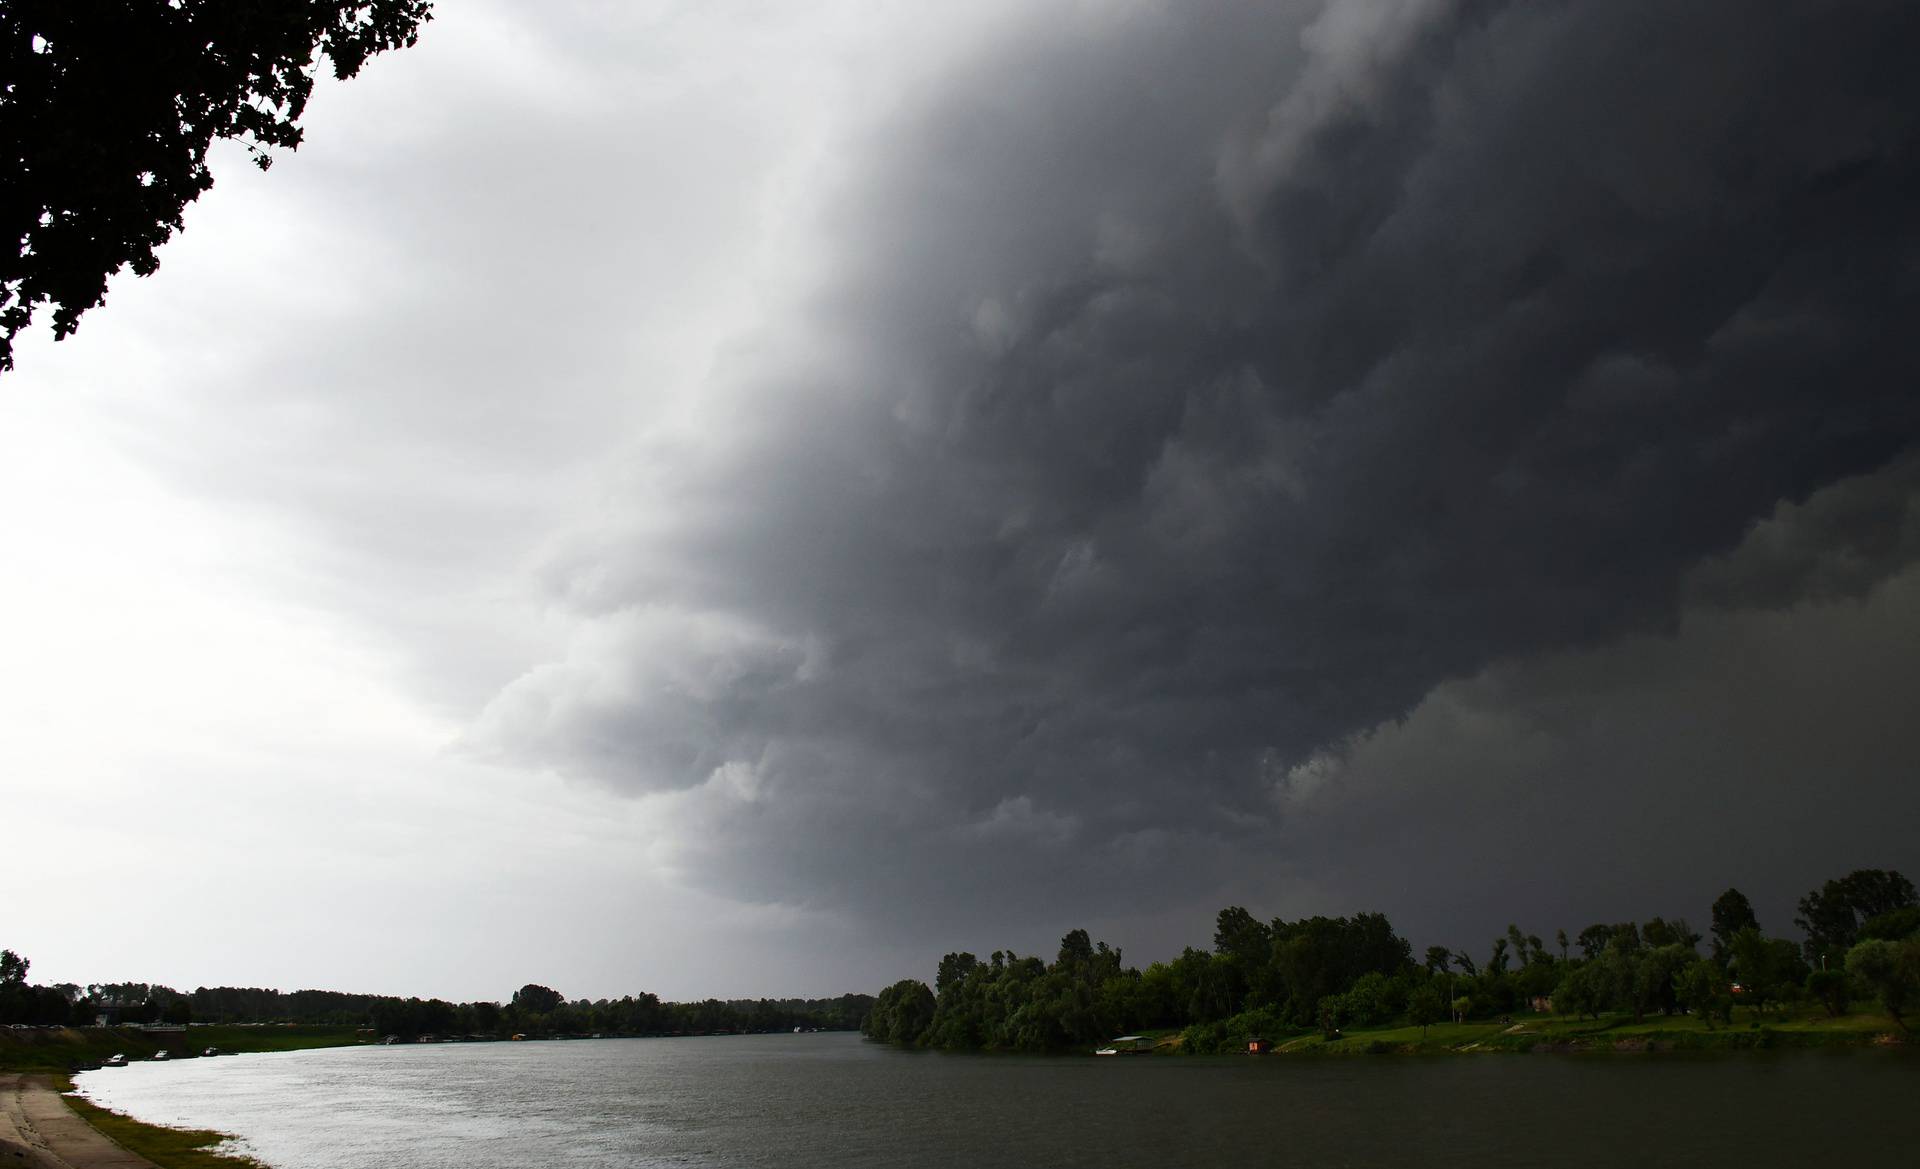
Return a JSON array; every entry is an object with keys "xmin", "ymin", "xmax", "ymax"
[{"xmin": 74, "ymin": 1033, "xmax": 1914, "ymax": 1168}]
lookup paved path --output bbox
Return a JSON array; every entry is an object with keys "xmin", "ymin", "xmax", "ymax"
[{"xmin": 0, "ymin": 1075, "xmax": 154, "ymax": 1169}]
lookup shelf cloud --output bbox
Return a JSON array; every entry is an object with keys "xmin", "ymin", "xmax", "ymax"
[{"xmin": 464, "ymin": 0, "xmax": 1920, "ymax": 943}]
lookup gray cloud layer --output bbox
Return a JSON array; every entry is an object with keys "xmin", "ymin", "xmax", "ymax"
[{"xmin": 466, "ymin": 0, "xmax": 1920, "ymax": 950}]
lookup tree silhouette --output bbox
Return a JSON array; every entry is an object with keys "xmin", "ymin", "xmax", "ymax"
[{"xmin": 1, "ymin": 1, "xmax": 433, "ymax": 371}]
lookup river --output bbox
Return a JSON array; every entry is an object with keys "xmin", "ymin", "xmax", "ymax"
[{"xmin": 72, "ymin": 1033, "xmax": 1914, "ymax": 1168}]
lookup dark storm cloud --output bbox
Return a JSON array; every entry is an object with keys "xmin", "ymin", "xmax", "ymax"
[{"xmin": 473, "ymin": 0, "xmax": 1920, "ymax": 941}]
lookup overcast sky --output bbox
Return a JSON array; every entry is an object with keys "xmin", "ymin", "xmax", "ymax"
[{"xmin": 4, "ymin": 0, "xmax": 1918, "ymax": 1003}]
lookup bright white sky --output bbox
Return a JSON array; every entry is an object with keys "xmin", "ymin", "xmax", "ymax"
[{"xmin": 0, "ymin": 0, "xmax": 1005, "ymax": 1001}]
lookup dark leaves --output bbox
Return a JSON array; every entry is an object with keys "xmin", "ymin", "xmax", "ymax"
[{"xmin": 0, "ymin": 0, "xmax": 433, "ymax": 371}]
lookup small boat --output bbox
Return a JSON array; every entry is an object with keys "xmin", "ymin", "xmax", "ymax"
[
  {"xmin": 152, "ymin": 1050, "xmax": 169, "ymax": 1061},
  {"xmin": 103, "ymin": 1054, "xmax": 128, "ymax": 1067},
  {"xmin": 203, "ymin": 1047, "xmax": 220, "ymax": 1057},
  {"xmin": 1093, "ymin": 1035, "xmax": 1154, "ymax": 1056}
]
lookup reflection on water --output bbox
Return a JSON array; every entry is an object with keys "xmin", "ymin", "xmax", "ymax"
[{"xmin": 74, "ymin": 1032, "xmax": 1915, "ymax": 1168}]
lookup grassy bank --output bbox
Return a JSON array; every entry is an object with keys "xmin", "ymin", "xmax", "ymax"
[
  {"xmin": 1236, "ymin": 1006, "xmax": 1907, "ymax": 1055},
  {"xmin": 0, "ymin": 1025, "xmax": 364, "ymax": 1073},
  {"xmin": 47, "ymin": 1074, "xmax": 259, "ymax": 1169}
]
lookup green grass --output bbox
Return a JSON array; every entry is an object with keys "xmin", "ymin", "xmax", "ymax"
[
  {"xmin": 1276, "ymin": 1005, "xmax": 1909, "ymax": 1055},
  {"xmin": 0, "ymin": 1024, "xmax": 366, "ymax": 1073},
  {"xmin": 50, "ymin": 1075, "xmax": 260, "ymax": 1169}
]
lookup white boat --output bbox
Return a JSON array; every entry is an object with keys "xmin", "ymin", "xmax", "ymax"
[
  {"xmin": 152, "ymin": 1050, "xmax": 169, "ymax": 1061},
  {"xmin": 103, "ymin": 1054, "xmax": 127, "ymax": 1067},
  {"xmin": 1093, "ymin": 1035, "xmax": 1153, "ymax": 1056}
]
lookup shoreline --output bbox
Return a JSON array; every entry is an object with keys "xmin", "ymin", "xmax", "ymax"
[{"xmin": 4, "ymin": 1071, "xmax": 213, "ymax": 1169}]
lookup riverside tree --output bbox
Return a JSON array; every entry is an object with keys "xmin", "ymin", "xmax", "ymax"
[
  {"xmin": 1795, "ymin": 870, "xmax": 1919, "ymax": 965},
  {"xmin": 1845, "ymin": 937, "xmax": 1920, "ymax": 1030},
  {"xmin": 1710, "ymin": 888, "xmax": 1760, "ymax": 967},
  {"xmin": 1, "ymin": 1, "xmax": 434, "ymax": 371}
]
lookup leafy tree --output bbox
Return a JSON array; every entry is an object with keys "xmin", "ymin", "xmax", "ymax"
[
  {"xmin": 1505, "ymin": 926, "xmax": 1529, "ymax": 966},
  {"xmin": 1554, "ymin": 960, "xmax": 1608, "ymax": 1020},
  {"xmin": 1861, "ymin": 906, "xmax": 1920, "ymax": 942},
  {"xmin": 864, "ymin": 979, "xmax": 936, "ymax": 1045},
  {"xmin": 1641, "ymin": 917, "xmax": 1700, "ymax": 952},
  {"xmin": 1268, "ymin": 912, "xmax": 1412, "ymax": 1027},
  {"xmin": 1635, "ymin": 945, "xmax": 1693, "ymax": 1020},
  {"xmin": 936, "ymin": 952, "xmax": 979, "ymax": 997},
  {"xmin": 1407, "ymin": 984, "xmax": 1445, "ymax": 1036},
  {"xmin": 1214, "ymin": 907, "xmax": 1271, "ymax": 964},
  {"xmin": 1796, "ymin": 870, "xmax": 1919, "ymax": 964},
  {"xmin": 1845, "ymin": 937, "xmax": 1920, "ymax": 1030},
  {"xmin": 1056, "ymin": 929, "xmax": 1095, "ymax": 971},
  {"xmin": 0, "ymin": 0, "xmax": 434, "ymax": 371},
  {"xmin": 1710, "ymin": 888, "xmax": 1759, "ymax": 967},
  {"xmin": 1729, "ymin": 928, "xmax": 1808, "ymax": 1018},
  {"xmin": 1676, "ymin": 959, "xmax": 1732, "ymax": 1026},
  {"xmin": 1805, "ymin": 967, "xmax": 1851, "ymax": 1017},
  {"xmin": 1339, "ymin": 972, "xmax": 1403, "ymax": 1027},
  {"xmin": 1487, "ymin": 937, "xmax": 1511, "ymax": 976},
  {"xmin": 1576, "ymin": 923, "xmax": 1614, "ymax": 960},
  {"xmin": 1315, "ymin": 994, "xmax": 1344, "ymax": 1039},
  {"xmin": 0, "ymin": 950, "xmax": 26, "ymax": 984},
  {"xmin": 511, "ymin": 984, "xmax": 564, "ymax": 1014},
  {"xmin": 1424, "ymin": 946, "xmax": 1453, "ymax": 976},
  {"xmin": 1512, "ymin": 953, "xmax": 1561, "ymax": 1007},
  {"xmin": 1555, "ymin": 929, "xmax": 1569, "ymax": 963}
]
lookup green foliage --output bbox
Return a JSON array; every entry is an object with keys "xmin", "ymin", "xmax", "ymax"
[
  {"xmin": 1859, "ymin": 905, "xmax": 1920, "ymax": 942},
  {"xmin": 510, "ymin": 983, "xmax": 564, "ymax": 1014},
  {"xmin": 1710, "ymin": 888, "xmax": 1760, "ymax": 967},
  {"xmin": 1805, "ymin": 967, "xmax": 1850, "ymax": 1017},
  {"xmin": 1641, "ymin": 917, "xmax": 1700, "ymax": 952},
  {"xmin": 864, "ymin": 979, "xmax": 936, "ymax": 1046},
  {"xmin": 1181, "ymin": 1004, "xmax": 1290, "ymax": 1054},
  {"xmin": 1677, "ymin": 958, "xmax": 1732, "ymax": 1026},
  {"xmin": 1316, "ymin": 995, "xmax": 1344, "ymax": 1039},
  {"xmin": 1407, "ymin": 984, "xmax": 1445, "ymax": 1034},
  {"xmin": 1729, "ymin": 928, "xmax": 1809, "ymax": 1017},
  {"xmin": 0, "ymin": 1, "xmax": 435, "ymax": 371},
  {"xmin": 1845, "ymin": 937, "xmax": 1920, "ymax": 1030},
  {"xmin": 1554, "ymin": 961, "xmax": 1608, "ymax": 1020},
  {"xmin": 1795, "ymin": 869, "xmax": 1918, "ymax": 965}
]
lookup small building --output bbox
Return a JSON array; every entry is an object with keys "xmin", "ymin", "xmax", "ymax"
[{"xmin": 1247, "ymin": 1037, "xmax": 1272, "ymax": 1055}]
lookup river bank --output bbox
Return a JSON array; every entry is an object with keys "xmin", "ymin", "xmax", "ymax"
[
  {"xmin": 3, "ymin": 1071, "xmax": 226, "ymax": 1169},
  {"xmin": 1176, "ymin": 1005, "xmax": 1909, "ymax": 1055},
  {"xmin": 0, "ymin": 1027, "xmax": 365, "ymax": 1076}
]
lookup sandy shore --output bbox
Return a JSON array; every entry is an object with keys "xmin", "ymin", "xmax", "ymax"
[{"xmin": 0, "ymin": 1075, "xmax": 154, "ymax": 1169}]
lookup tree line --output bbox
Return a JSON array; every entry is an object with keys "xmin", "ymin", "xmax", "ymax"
[
  {"xmin": 0, "ymin": 954, "xmax": 871, "ymax": 1040},
  {"xmin": 864, "ymin": 868, "xmax": 1920, "ymax": 1052}
]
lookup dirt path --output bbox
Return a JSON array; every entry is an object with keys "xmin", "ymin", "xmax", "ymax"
[{"xmin": 0, "ymin": 1075, "xmax": 155, "ymax": 1169}]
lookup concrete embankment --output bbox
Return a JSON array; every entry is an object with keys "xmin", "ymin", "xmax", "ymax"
[{"xmin": 1, "ymin": 1075, "xmax": 154, "ymax": 1169}]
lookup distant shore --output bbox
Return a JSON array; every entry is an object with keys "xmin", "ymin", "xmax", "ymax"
[
  {"xmin": 1146, "ymin": 1006, "xmax": 1909, "ymax": 1056},
  {"xmin": 0, "ymin": 1025, "xmax": 365, "ymax": 1076}
]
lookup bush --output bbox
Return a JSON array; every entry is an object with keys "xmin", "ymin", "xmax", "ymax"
[{"xmin": 1180, "ymin": 1005, "xmax": 1291, "ymax": 1054}]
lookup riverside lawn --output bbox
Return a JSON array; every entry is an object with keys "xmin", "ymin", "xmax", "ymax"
[{"xmin": 1175, "ymin": 1003, "xmax": 1903, "ymax": 1055}]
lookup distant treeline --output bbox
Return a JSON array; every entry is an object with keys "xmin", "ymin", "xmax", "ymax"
[
  {"xmin": 0, "ymin": 953, "xmax": 871, "ymax": 1039},
  {"xmin": 864, "ymin": 868, "xmax": 1920, "ymax": 1052}
]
